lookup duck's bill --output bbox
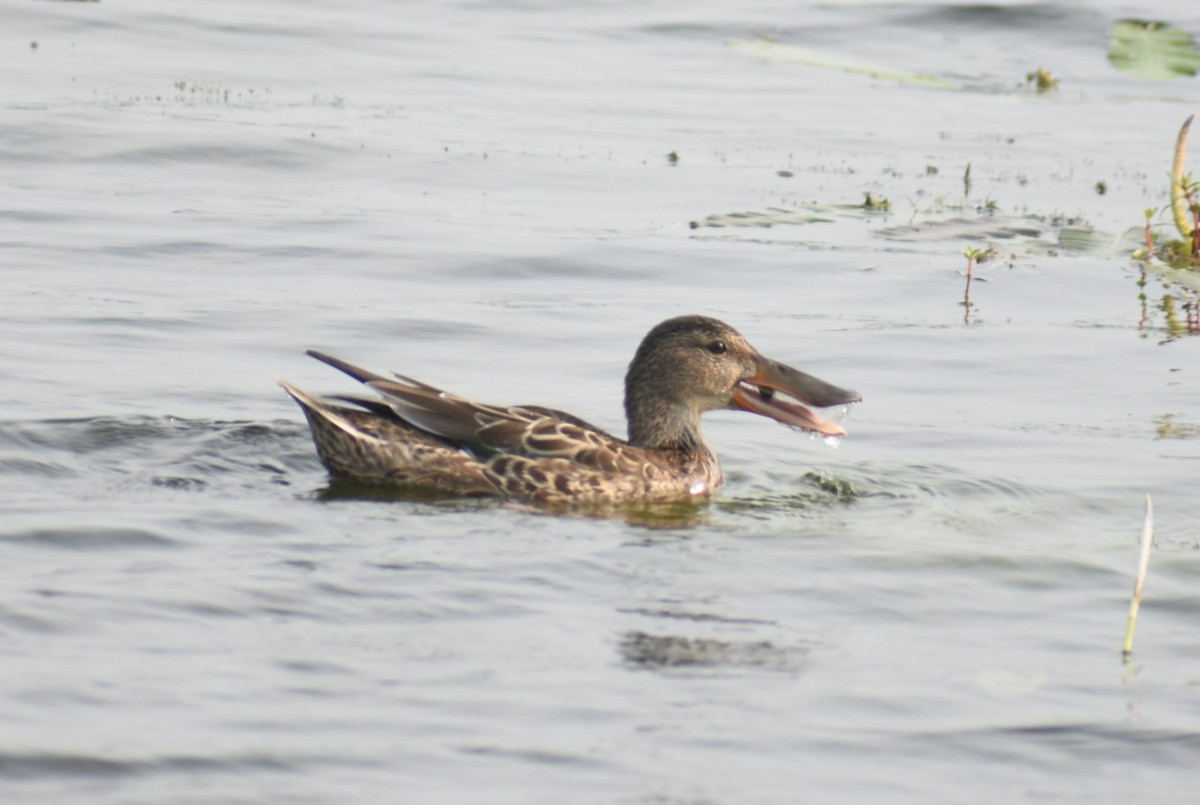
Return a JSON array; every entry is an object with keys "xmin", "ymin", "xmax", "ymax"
[{"xmin": 732, "ymin": 357, "xmax": 861, "ymax": 437}]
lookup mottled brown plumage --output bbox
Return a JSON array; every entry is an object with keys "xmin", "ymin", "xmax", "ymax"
[{"xmin": 281, "ymin": 316, "xmax": 860, "ymax": 505}]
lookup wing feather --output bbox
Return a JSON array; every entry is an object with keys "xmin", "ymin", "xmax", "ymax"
[{"xmin": 294, "ymin": 352, "xmax": 708, "ymax": 503}]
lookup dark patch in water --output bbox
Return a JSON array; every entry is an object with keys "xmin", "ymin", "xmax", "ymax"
[
  {"xmin": 0, "ymin": 526, "xmax": 177, "ymax": 551},
  {"xmin": 915, "ymin": 723, "xmax": 1200, "ymax": 769},
  {"xmin": 151, "ymin": 475, "xmax": 208, "ymax": 490},
  {"xmin": 0, "ymin": 751, "xmax": 297, "ymax": 779},
  {"xmin": 619, "ymin": 630, "xmax": 803, "ymax": 671},
  {"xmin": 456, "ymin": 744, "xmax": 605, "ymax": 767},
  {"xmin": 0, "ymin": 607, "xmax": 60, "ymax": 634},
  {"xmin": 894, "ymin": 3, "xmax": 1109, "ymax": 47}
]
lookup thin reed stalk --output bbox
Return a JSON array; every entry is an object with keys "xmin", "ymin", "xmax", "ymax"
[{"xmin": 1121, "ymin": 494, "xmax": 1154, "ymax": 659}]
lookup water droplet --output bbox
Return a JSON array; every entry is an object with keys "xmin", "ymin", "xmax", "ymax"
[{"xmin": 827, "ymin": 404, "xmax": 852, "ymax": 425}]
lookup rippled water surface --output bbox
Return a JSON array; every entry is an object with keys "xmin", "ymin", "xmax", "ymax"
[{"xmin": 4, "ymin": 1, "xmax": 1200, "ymax": 802}]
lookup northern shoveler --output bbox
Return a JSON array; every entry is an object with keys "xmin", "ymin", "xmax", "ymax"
[{"xmin": 280, "ymin": 315, "xmax": 860, "ymax": 505}]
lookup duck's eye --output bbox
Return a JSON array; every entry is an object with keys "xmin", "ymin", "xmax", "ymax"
[{"xmin": 706, "ymin": 340, "xmax": 727, "ymax": 355}]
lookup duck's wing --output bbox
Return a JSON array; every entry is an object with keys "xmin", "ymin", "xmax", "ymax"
[
  {"xmin": 367, "ymin": 379, "xmax": 641, "ymax": 471},
  {"xmin": 306, "ymin": 350, "xmax": 642, "ymax": 475},
  {"xmin": 306, "ymin": 351, "xmax": 488, "ymax": 445}
]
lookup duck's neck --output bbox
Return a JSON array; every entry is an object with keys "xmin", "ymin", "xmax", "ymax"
[{"xmin": 625, "ymin": 396, "xmax": 707, "ymax": 452}]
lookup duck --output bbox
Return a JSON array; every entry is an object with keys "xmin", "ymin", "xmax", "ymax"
[{"xmin": 279, "ymin": 315, "xmax": 860, "ymax": 506}]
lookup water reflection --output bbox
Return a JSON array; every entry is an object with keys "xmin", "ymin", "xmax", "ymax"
[
  {"xmin": 315, "ymin": 480, "xmax": 718, "ymax": 527},
  {"xmin": 1158, "ymin": 292, "xmax": 1200, "ymax": 341},
  {"xmin": 618, "ymin": 630, "xmax": 804, "ymax": 672},
  {"xmin": 315, "ymin": 478, "xmax": 868, "ymax": 528},
  {"xmin": 1135, "ymin": 266, "xmax": 1200, "ymax": 342}
]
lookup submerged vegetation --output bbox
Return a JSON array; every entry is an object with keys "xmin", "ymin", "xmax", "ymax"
[{"xmin": 707, "ymin": 19, "xmax": 1200, "ymax": 342}]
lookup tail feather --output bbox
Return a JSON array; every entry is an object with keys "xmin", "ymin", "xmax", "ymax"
[
  {"xmin": 305, "ymin": 350, "xmax": 389, "ymax": 385},
  {"xmin": 279, "ymin": 380, "xmax": 384, "ymax": 443},
  {"xmin": 279, "ymin": 378, "xmax": 497, "ymax": 496}
]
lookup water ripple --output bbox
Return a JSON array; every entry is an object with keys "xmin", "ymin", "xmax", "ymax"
[
  {"xmin": 0, "ymin": 751, "xmax": 301, "ymax": 779},
  {"xmin": 0, "ymin": 416, "xmax": 316, "ymax": 499},
  {"xmin": 0, "ymin": 526, "xmax": 177, "ymax": 551}
]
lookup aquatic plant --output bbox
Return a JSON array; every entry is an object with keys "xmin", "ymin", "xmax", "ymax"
[
  {"xmin": 1135, "ymin": 115, "xmax": 1199, "ymax": 268},
  {"xmin": 960, "ymin": 246, "xmax": 989, "ymax": 323},
  {"xmin": 1169, "ymin": 115, "xmax": 1198, "ymax": 251},
  {"xmin": 1024, "ymin": 67, "xmax": 1058, "ymax": 93},
  {"xmin": 1108, "ymin": 20, "xmax": 1200, "ymax": 81},
  {"xmin": 862, "ymin": 192, "xmax": 890, "ymax": 212},
  {"xmin": 1121, "ymin": 495, "xmax": 1154, "ymax": 660}
]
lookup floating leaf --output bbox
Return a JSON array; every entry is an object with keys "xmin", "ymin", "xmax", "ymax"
[
  {"xmin": 730, "ymin": 38, "xmax": 959, "ymax": 90},
  {"xmin": 1108, "ymin": 19, "xmax": 1200, "ymax": 80}
]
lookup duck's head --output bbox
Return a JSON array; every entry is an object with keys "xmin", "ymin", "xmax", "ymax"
[{"xmin": 624, "ymin": 315, "xmax": 861, "ymax": 449}]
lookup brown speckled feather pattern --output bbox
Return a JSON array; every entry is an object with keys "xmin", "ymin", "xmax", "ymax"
[
  {"xmin": 280, "ymin": 378, "xmax": 720, "ymax": 504},
  {"xmin": 279, "ymin": 381, "xmax": 496, "ymax": 496},
  {"xmin": 280, "ymin": 316, "xmax": 860, "ymax": 506}
]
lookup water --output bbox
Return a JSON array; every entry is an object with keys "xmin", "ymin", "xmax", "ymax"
[{"xmin": 3, "ymin": 1, "xmax": 1200, "ymax": 802}]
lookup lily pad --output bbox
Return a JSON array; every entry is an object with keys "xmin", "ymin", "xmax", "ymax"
[
  {"xmin": 1108, "ymin": 19, "xmax": 1200, "ymax": 80},
  {"xmin": 730, "ymin": 38, "xmax": 959, "ymax": 90}
]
